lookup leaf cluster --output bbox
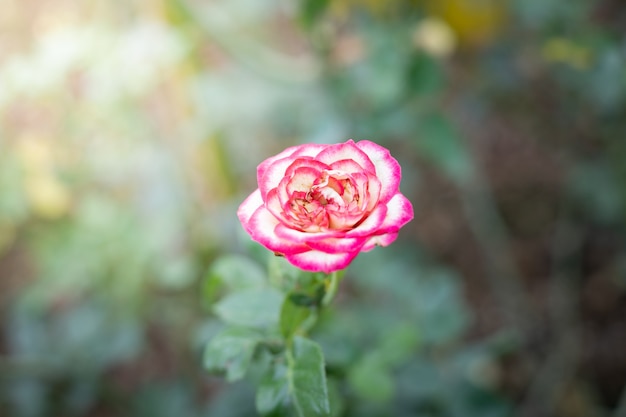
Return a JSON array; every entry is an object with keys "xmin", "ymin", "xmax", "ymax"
[{"xmin": 204, "ymin": 254, "xmax": 337, "ymax": 417}]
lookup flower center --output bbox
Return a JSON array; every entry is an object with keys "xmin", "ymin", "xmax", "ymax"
[{"xmin": 287, "ymin": 169, "xmax": 365, "ymax": 231}]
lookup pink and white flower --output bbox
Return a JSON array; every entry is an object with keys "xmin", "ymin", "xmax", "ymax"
[{"xmin": 237, "ymin": 140, "xmax": 414, "ymax": 273}]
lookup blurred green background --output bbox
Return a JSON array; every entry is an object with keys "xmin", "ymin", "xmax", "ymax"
[{"xmin": 1, "ymin": 0, "xmax": 626, "ymax": 416}]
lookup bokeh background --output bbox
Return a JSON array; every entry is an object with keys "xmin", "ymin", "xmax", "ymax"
[{"xmin": 1, "ymin": 0, "xmax": 626, "ymax": 416}]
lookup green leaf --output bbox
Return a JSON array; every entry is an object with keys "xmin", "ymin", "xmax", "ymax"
[
  {"xmin": 347, "ymin": 353, "xmax": 394, "ymax": 403},
  {"xmin": 256, "ymin": 364, "xmax": 289, "ymax": 416},
  {"xmin": 207, "ymin": 255, "xmax": 266, "ymax": 290},
  {"xmin": 268, "ymin": 255, "xmax": 312, "ymax": 292},
  {"xmin": 288, "ymin": 293, "xmax": 319, "ymax": 307},
  {"xmin": 288, "ymin": 336, "xmax": 330, "ymax": 417},
  {"xmin": 213, "ymin": 288, "xmax": 283, "ymax": 328},
  {"xmin": 280, "ymin": 297, "xmax": 313, "ymax": 339},
  {"xmin": 326, "ymin": 377, "xmax": 345, "ymax": 417},
  {"xmin": 203, "ymin": 255, "xmax": 267, "ymax": 307},
  {"xmin": 268, "ymin": 256, "xmax": 331, "ymax": 299},
  {"xmin": 204, "ymin": 327, "xmax": 260, "ymax": 382}
]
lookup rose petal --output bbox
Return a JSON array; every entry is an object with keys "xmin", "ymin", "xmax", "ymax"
[
  {"xmin": 256, "ymin": 145, "xmax": 300, "ymax": 188},
  {"xmin": 316, "ymin": 140, "xmax": 377, "ymax": 174},
  {"xmin": 259, "ymin": 156, "xmax": 298, "ymax": 200},
  {"xmin": 277, "ymin": 174, "xmax": 293, "ymax": 205},
  {"xmin": 237, "ymin": 189, "xmax": 263, "ymax": 233},
  {"xmin": 326, "ymin": 209, "xmax": 365, "ymax": 230},
  {"xmin": 292, "ymin": 143, "xmax": 328, "ymax": 158},
  {"xmin": 355, "ymin": 140, "xmax": 402, "ymax": 204},
  {"xmin": 256, "ymin": 144, "xmax": 326, "ymax": 187},
  {"xmin": 306, "ymin": 236, "xmax": 367, "ymax": 254},
  {"xmin": 351, "ymin": 172, "xmax": 381, "ymax": 212},
  {"xmin": 285, "ymin": 157, "xmax": 330, "ymax": 178},
  {"xmin": 345, "ymin": 204, "xmax": 388, "ymax": 237},
  {"xmin": 364, "ymin": 175, "xmax": 382, "ymax": 212},
  {"xmin": 285, "ymin": 250, "xmax": 359, "ymax": 273},
  {"xmin": 265, "ymin": 188, "xmax": 287, "ymax": 223},
  {"xmin": 248, "ymin": 206, "xmax": 309, "ymax": 255},
  {"xmin": 286, "ymin": 166, "xmax": 323, "ymax": 195},
  {"xmin": 374, "ymin": 193, "xmax": 414, "ymax": 234},
  {"xmin": 274, "ymin": 223, "xmax": 343, "ymax": 243},
  {"xmin": 360, "ymin": 232, "xmax": 399, "ymax": 252},
  {"xmin": 329, "ymin": 158, "xmax": 366, "ymax": 174},
  {"xmin": 241, "ymin": 140, "xmax": 413, "ymax": 273}
]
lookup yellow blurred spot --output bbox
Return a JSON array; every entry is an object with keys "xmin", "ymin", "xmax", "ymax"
[
  {"xmin": 25, "ymin": 174, "xmax": 71, "ymax": 219},
  {"xmin": 15, "ymin": 135, "xmax": 72, "ymax": 219},
  {"xmin": 425, "ymin": 0, "xmax": 506, "ymax": 47},
  {"xmin": 412, "ymin": 17, "xmax": 457, "ymax": 58},
  {"xmin": 542, "ymin": 38, "xmax": 591, "ymax": 70},
  {"xmin": 189, "ymin": 135, "xmax": 234, "ymax": 202},
  {"xmin": 16, "ymin": 138, "xmax": 55, "ymax": 173}
]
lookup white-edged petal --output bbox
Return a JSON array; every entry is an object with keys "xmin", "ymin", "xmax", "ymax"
[
  {"xmin": 256, "ymin": 145, "xmax": 300, "ymax": 187},
  {"xmin": 345, "ymin": 204, "xmax": 388, "ymax": 237},
  {"xmin": 360, "ymin": 232, "xmax": 399, "ymax": 252},
  {"xmin": 259, "ymin": 156, "xmax": 298, "ymax": 200},
  {"xmin": 355, "ymin": 140, "xmax": 402, "ymax": 204},
  {"xmin": 237, "ymin": 189, "xmax": 263, "ymax": 233},
  {"xmin": 306, "ymin": 236, "xmax": 367, "ymax": 254},
  {"xmin": 285, "ymin": 250, "xmax": 359, "ymax": 273},
  {"xmin": 375, "ymin": 193, "xmax": 414, "ymax": 233},
  {"xmin": 274, "ymin": 223, "xmax": 342, "ymax": 243},
  {"xmin": 248, "ymin": 206, "xmax": 309, "ymax": 255},
  {"xmin": 316, "ymin": 140, "xmax": 376, "ymax": 173}
]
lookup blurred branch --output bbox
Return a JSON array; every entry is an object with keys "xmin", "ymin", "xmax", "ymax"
[
  {"xmin": 460, "ymin": 172, "xmax": 534, "ymax": 335},
  {"xmin": 519, "ymin": 208, "xmax": 583, "ymax": 417}
]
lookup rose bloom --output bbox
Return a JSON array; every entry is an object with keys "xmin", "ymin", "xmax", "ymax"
[{"xmin": 238, "ymin": 140, "xmax": 414, "ymax": 273}]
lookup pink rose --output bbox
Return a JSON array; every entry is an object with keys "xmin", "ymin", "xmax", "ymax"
[{"xmin": 237, "ymin": 140, "xmax": 414, "ymax": 273}]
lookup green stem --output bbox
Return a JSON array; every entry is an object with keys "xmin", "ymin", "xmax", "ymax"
[
  {"xmin": 285, "ymin": 270, "xmax": 344, "ymax": 340},
  {"xmin": 321, "ymin": 271, "xmax": 340, "ymax": 306},
  {"xmin": 298, "ymin": 309, "xmax": 319, "ymax": 336}
]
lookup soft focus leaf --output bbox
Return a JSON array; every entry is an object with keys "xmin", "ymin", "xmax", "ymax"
[
  {"xmin": 207, "ymin": 255, "xmax": 267, "ymax": 291},
  {"xmin": 213, "ymin": 288, "xmax": 283, "ymax": 328},
  {"xmin": 268, "ymin": 255, "xmax": 303, "ymax": 292},
  {"xmin": 204, "ymin": 327, "xmax": 261, "ymax": 382},
  {"xmin": 256, "ymin": 364, "xmax": 289, "ymax": 416},
  {"xmin": 326, "ymin": 377, "xmax": 345, "ymax": 417},
  {"xmin": 203, "ymin": 254, "xmax": 267, "ymax": 308},
  {"xmin": 280, "ymin": 296, "xmax": 313, "ymax": 339},
  {"xmin": 347, "ymin": 353, "xmax": 394, "ymax": 403},
  {"xmin": 288, "ymin": 336, "xmax": 331, "ymax": 417},
  {"xmin": 288, "ymin": 293, "xmax": 320, "ymax": 307}
]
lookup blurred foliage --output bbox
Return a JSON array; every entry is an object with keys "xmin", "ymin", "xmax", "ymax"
[{"xmin": 1, "ymin": 0, "xmax": 626, "ymax": 416}]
